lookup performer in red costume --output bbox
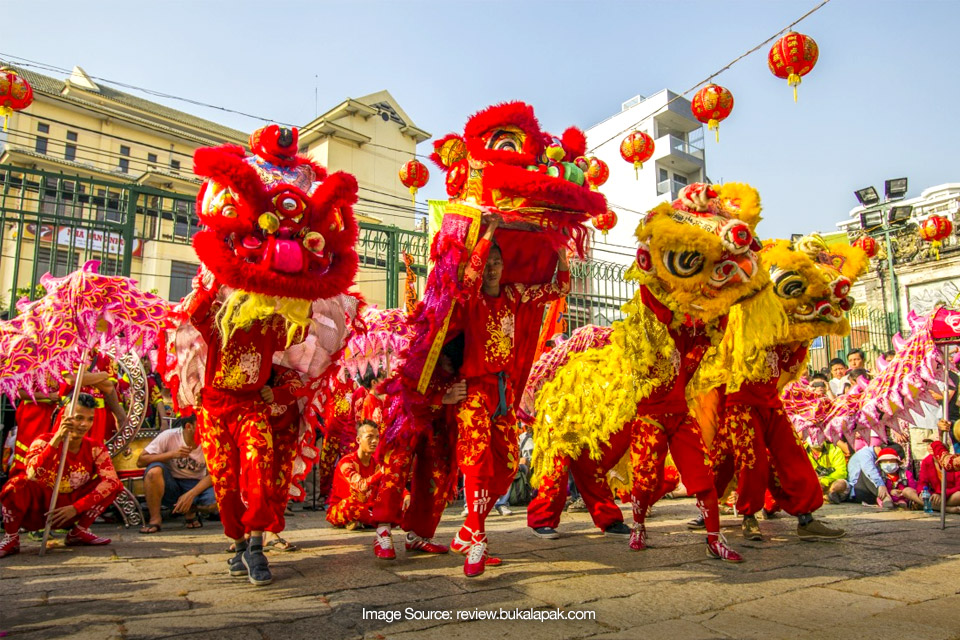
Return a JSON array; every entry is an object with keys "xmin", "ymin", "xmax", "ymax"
[
  {"xmin": 450, "ymin": 217, "xmax": 570, "ymax": 577},
  {"xmin": 263, "ymin": 365, "xmax": 304, "ymax": 550},
  {"xmin": 327, "ymin": 421, "xmax": 386, "ymax": 528},
  {"xmin": 372, "ymin": 348, "xmax": 465, "ymax": 559},
  {"xmin": 0, "ymin": 393, "xmax": 121, "ymax": 557},
  {"xmin": 9, "ymin": 386, "xmax": 60, "ymax": 478}
]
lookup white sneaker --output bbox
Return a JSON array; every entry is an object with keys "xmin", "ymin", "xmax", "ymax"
[
  {"xmin": 460, "ymin": 506, "xmax": 468, "ymax": 517},
  {"xmin": 495, "ymin": 505, "xmax": 513, "ymax": 516}
]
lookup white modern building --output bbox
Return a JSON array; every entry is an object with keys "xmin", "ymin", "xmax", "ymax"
[{"xmin": 585, "ymin": 90, "xmax": 706, "ymax": 265}]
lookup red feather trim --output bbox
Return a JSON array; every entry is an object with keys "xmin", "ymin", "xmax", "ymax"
[
  {"xmin": 463, "ymin": 101, "xmax": 544, "ymax": 160},
  {"xmin": 479, "ymin": 164, "xmax": 607, "ymax": 218},
  {"xmin": 560, "ymin": 127, "xmax": 587, "ymax": 161}
]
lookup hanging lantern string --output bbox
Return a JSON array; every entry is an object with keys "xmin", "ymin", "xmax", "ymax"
[{"xmin": 585, "ymin": 0, "xmax": 833, "ymax": 154}]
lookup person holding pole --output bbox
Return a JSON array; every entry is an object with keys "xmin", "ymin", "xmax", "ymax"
[{"xmin": 0, "ymin": 393, "xmax": 121, "ymax": 558}]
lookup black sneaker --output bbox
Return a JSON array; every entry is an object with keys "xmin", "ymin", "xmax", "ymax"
[
  {"xmin": 241, "ymin": 547, "xmax": 274, "ymax": 586},
  {"xmin": 531, "ymin": 526, "xmax": 560, "ymax": 539},
  {"xmin": 686, "ymin": 515, "xmax": 705, "ymax": 530},
  {"xmin": 603, "ymin": 522, "xmax": 632, "ymax": 538},
  {"xmin": 227, "ymin": 549, "xmax": 247, "ymax": 577}
]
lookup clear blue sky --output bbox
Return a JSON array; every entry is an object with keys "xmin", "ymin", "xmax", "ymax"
[{"xmin": 4, "ymin": 0, "xmax": 957, "ymax": 239}]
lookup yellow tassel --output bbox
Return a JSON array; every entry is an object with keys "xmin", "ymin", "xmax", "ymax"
[
  {"xmin": 0, "ymin": 106, "xmax": 11, "ymax": 132},
  {"xmin": 409, "ymin": 185, "xmax": 417, "ymax": 207},
  {"xmin": 933, "ymin": 240, "xmax": 942, "ymax": 260},
  {"xmin": 633, "ymin": 161, "xmax": 640, "ymax": 180},
  {"xmin": 788, "ymin": 73, "xmax": 802, "ymax": 103},
  {"xmin": 708, "ymin": 119, "xmax": 720, "ymax": 143}
]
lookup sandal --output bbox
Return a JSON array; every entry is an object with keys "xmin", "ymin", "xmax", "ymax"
[
  {"xmin": 264, "ymin": 537, "xmax": 299, "ymax": 552},
  {"xmin": 184, "ymin": 517, "xmax": 203, "ymax": 529},
  {"xmin": 139, "ymin": 523, "xmax": 162, "ymax": 534}
]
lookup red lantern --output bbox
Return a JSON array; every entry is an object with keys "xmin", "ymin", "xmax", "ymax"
[
  {"xmin": 592, "ymin": 209, "xmax": 618, "ymax": 236},
  {"xmin": 920, "ymin": 215, "xmax": 953, "ymax": 260},
  {"xmin": 399, "ymin": 159, "xmax": 429, "ymax": 206},
  {"xmin": 768, "ymin": 31, "xmax": 819, "ymax": 103},
  {"xmin": 691, "ymin": 84, "xmax": 734, "ymax": 143},
  {"xmin": 852, "ymin": 236, "xmax": 878, "ymax": 259},
  {"xmin": 619, "ymin": 131, "xmax": 654, "ymax": 180},
  {"xmin": 0, "ymin": 68, "xmax": 34, "ymax": 132},
  {"xmin": 585, "ymin": 157, "xmax": 609, "ymax": 190}
]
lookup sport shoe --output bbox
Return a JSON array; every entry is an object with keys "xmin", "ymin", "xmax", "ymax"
[
  {"xmin": 65, "ymin": 527, "xmax": 111, "ymax": 546},
  {"xmin": 531, "ymin": 526, "xmax": 559, "ymax": 539},
  {"xmin": 373, "ymin": 527, "xmax": 396, "ymax": 560},
  {"xmin": 797, "ymin": 519, "xmax": 846, "ymax": 541},
  {"xmin": 603, "ymin": 522, "xmax": 632, "ymax": 538},
  {"xmin": 227, "ymin": 549, "xmax": 247, "ymax": 577},
  {"xmin": 405, "ymin": 533, "xmax": 449, "ymax": 554},
  {"xmin": 628, "ymin": 524, "xmax": 647, "ymax": 551},
  {"xmin": 706, "ymin": 535, "xmax": 744, "ymax": 563},
  {"xmin": 464, "ymin": 534, "xmax": 489, "ymax": 578},
  {"xmin": 686, "ymin": 514, "xmax": 705, "ymax": 530},
  {"xmin": 566, "ymin": 497, "xmax": 587, "ymax": 513},
  {"xmin": 0, "ymin": 533, "xmax": 20, "ymax": 558},
  {"xmin": 460, "ymin": 506, "xmax": 468, "ymax": 517},
  {"xmin": 741, "ymin": 515, "xmax": 762, "ymax": 541},
  {"xmin": 495, "ymin": 505, "xmax": 513, "ymax": 516},
  {"xmin": 450, "ymin": 527, "xmax": 474, "ymax": 555},
  {"xmin": 241, "ymin": 547, "xmax": 273, "ymax": 586}
]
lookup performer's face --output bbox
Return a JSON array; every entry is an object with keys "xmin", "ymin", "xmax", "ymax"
[
  {"xmin": 483, "ymin": 248, "xmax": 503, "ymax": 288},
  {"xmin": 68, "ymin": 406, "xmax": 96, "ymax": 438},
  {"xmin": 357, "ymin": 425, "xmax": 379, "ymax": 454}
]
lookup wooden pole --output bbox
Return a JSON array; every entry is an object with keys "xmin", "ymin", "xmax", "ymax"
[{"xmin": 39, "ymin": 347, "xmax": 90, "ymax": 556}]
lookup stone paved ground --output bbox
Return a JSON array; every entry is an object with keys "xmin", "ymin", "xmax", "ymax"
[{"xmin": 4, "ymin": 499, "xmax": 960, "ymax": 640}]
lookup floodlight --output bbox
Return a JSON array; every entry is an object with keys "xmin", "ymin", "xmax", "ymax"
[
  {"xmin": 888, "ymin": 205, "xmax": 913, "ymax": 224},
  {"xmin": 885, "ymin": 178, "xmax": 908, "ymax": 201},
  {"xmin": 859, "ymin": 211, "xmax": 883, "ymax": 229},
  {"xmin": 854, "ymin": 187, "xmax": 880, "ymax": 208}
]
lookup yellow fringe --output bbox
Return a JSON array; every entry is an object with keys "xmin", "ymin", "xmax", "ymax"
[{"xmin": 216, "ymin": 290, "xmax": 311, "ymax": 348}]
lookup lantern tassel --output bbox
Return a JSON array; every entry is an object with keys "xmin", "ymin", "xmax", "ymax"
[
  {"xmin": 409, "ymin": 185, "xmax": 417, "ymax": 207},
  {"xmin": 788, "ymin": 73, "xmax": 802, "ymax": 103},
  {"xmin": 708, "ymin": 119, "xmax": 720, "ymax": 143},
  {"xmin": 0, "ymin": 106, "xmax": 11, "ymax": 132},
  {"xmin": 633, "ymin": 161, "xmax": 640, "ymax": 180},
  {"xmin": 933, "ymin": 240, "xmax": 942, "ymax": 260}
]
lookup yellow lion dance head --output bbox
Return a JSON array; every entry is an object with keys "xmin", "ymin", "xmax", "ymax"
[
  {"xmin": 761, "ymin": 234, "xmax": 869, "ymax": 343},
  {"xmin": 630, "ymin": 182, "xmax": 769, "ymax": 323}
]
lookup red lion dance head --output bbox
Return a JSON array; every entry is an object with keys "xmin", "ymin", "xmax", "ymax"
[{"xmin": 192, "ymin": 124, "xmax": 360, "ymax": 339}]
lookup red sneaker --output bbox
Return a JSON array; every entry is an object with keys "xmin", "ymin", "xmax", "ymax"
[
  {"xmin": 373, "ymin": 527, "xmax": 396, "ymax": 560},
  {"xmin": 0, "ymin": 533, "xmax": 20, "ymax": 558},
  {"xmin": 450, "ymin": 527, "xmax": 473, "ymax": 555},
  {"xmin": 628, "ymin": 524, "xmax": 647, "ymax": 551},
  {"xmin": 65, "ymin": 528, "xmax": 111, "ymax": 546},
  {"xmin": 405, "ymin": 533, "xmax": 449, "ymax": 554},
  {"xmin": 707, "ymin": 536, "xmax": 744, "ymax": 563},
  {"xmin": 484, "ymin": 554, "xmax": 502, "ymax": 567},
  {"xmin": 463, "ymin": 534, "xmax": 489, "ymax": 578}
]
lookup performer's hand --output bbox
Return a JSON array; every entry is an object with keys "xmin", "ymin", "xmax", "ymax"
[
  {"xmin": 401, "ymin": 493, "xmax": 411, "ymax": 514},
  {"xmin": 172, "ymin": 492, "xmax": 196, "ymax": 515},
  {"xmin": 442, "ymin": 381, "xmax": 467, "ymax": 405},
  {"xmin": 47, "ymin": 504, "xmax": 78, "ymax": 529},
  {"xmin": 938, "ymin": 419, "xmax": 952, "ymax": 433},
  {"xmin": 483, "ymin": 214, "xmax": 501, "ymax": 236},
  {"xmin": 260, "ymin": 387, "xmax": 275, "ymax": 404}
]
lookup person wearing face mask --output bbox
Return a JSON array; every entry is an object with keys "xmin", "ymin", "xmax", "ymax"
[{"xmin": 876, "ymin": 446, "xmax": 920, "ymax": 509}]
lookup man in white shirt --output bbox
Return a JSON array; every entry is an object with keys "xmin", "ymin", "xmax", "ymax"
[
  {"xmin": 137, "ymin": 416, "xmax": 216, "ymax": 532},
  {"xmin": 828, "ymin": 358, "xmax": 849, "ymax": 397}
]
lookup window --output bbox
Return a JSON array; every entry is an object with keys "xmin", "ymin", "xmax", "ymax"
[
  {"xmin": 34, "ymin": 246, "xmax": 78, "ymax": 282},
  {"xmin": 65, "ymin": 143, "xmax": 77, "ymax": 162},
  {"xmin": 173, "ymin": 200, "xmax": 198, "ymax": 239},
  {"xmin": 35, "ymin": 136, "xmax": 48, "ymax": 154},
  {"xmin": 66, "ymin": 131, "xmax": 77, "ymax": 142},
  {"xmin": 118, "ymin": 158, "xmax": 129, "ymax": 173},
  {"xmin": 94, "ymin": 188, "xmax": 123, "ymax": 223},
  {"xmin": 120, "ymin": 145, "xmax": 130, "ymax": 156},
  {"xmin": 659, "ymin": 168, "xmax": 669, "ymax": 182},
  {"xmin": 674, "ymin": 174, "xmax": 689, "ymax": 186},
  {"xmin": 168, "ymin": 260, "xmax": 199, "ymax": 301},
  {"xmin": 170, "ymin": 159, "xmax": 181, "ymax": 171},
  {"xmin": 37, "ymin": 123, "xmax": 49, "ymax": 134},
  {"xmin": 147, "ymin": 153, "xmax": 157, "ymax": 165}
]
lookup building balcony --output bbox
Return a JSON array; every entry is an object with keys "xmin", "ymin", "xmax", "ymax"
[
  {"xmin": 652, "ymin": 134, "xmax": 704, "ymax": 174},
  {"xmin": 657, "ymin": 178, "xmax": 689, "ymax": 199}
]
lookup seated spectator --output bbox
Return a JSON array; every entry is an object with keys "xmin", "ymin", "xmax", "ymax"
[
  {"xmin": 829, "ymin": 443, "xmax": 906, "ymax": 509},
  {"xmin": 0, "ymin": 394, "xmax": 122, "ymax": 558},
  {"xmin": 326, "ymin": 421, "xmax": 388, "ymax": 529},
  {"xmin": 919, "ymin": 419, "xmax": 960, "ymax": 513},
  {"xmin": 878, "ymin": 447, "xmax": 921, "ymax": 508},
  {"xmin": 828, "ymin": 358, "xmax": 849, "ymax": 397},
  {"xmin": 136, "ymin": 415, "xmax": 216, "ymax": 533},
  {"xmin": 805, "ymin": 439, "xmax": 847, "ymax": 500},
  {"xmin": 843, "ymin": 368, "xmax": 871, "ymax": 395},
  {"xmin": 809, "ymin": 374, "xmax": 829, "ymax": 398}
]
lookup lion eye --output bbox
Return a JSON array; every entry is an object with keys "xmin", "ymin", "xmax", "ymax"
[
  {"xmin": 663, "ymin": 250, "xmax": 705, "ymax": 278},
  {"xmin": 772, "ymin": 269, "xmax": 805, "ymax": 298},
  {"xmin": 487, "ymin": 130, "xmax": 522, "ymax": 152}
]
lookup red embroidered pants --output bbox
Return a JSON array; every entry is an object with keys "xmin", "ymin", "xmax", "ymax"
[
  {"xmin": 373, "ymin": 421, "xmax": 457, "ymax": 539},
  {"xmin": 456, "ymin": 387, "xmax": 519, "ymax": 536},
  {"xmin": 197, "ymin": 390, "xmax": 279, "ymax": 540},
  {"xmin": 727, "ymin": 404, "xmax": 823, "ymax": 517},
  {"xmin": 326, "ymin": 495, "xmax": 376, "ymax": 527},
  {"xmin": 269, "ymin": 412, "xmax": 300, "ymax": 532},
  {"xmin": 527, "ymin": 427, "xmax": 630, "ymax": 531},
  {"xmin": 0, "ymin": 475, "xmax": 120, "ymax": 534}
]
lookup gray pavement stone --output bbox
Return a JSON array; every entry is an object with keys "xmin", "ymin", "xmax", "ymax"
[{"xmin": 4, "ymin": 500, "xmax": 960, "ymax": 640}]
